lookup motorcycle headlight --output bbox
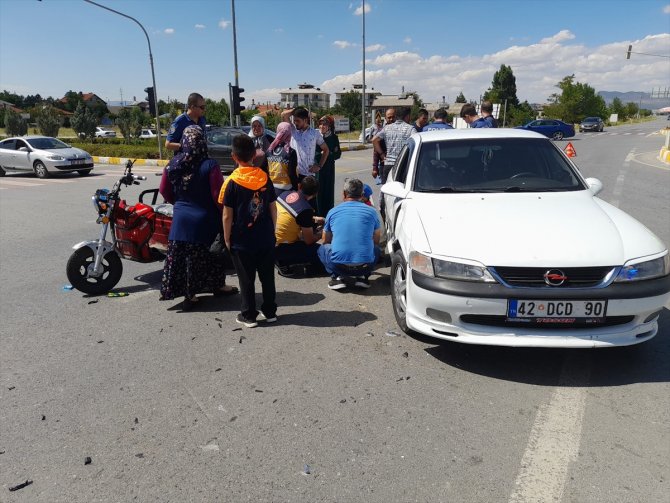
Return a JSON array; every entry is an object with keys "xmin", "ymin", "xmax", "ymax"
[
  {"xmin": 47, "ymin": 154, "xmax": 65, "ymax": 160},
  {"xmin": 615, "ymin": 254, "xmax": 670, "ymax": 282},
  {"xmin": 409, "ymin": 252, "xmax": 496, "ymax": 282}
]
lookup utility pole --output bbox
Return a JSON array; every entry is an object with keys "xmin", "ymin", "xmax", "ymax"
[
  {"xmin": 361, "ymin": 0, "xmax": 366, "ymax": 142},
  {"xmin": 231, "ymin": 0, "xmax": 240, "ymax": 127}
]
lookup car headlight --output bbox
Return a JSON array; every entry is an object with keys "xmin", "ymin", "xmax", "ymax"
[
  {"xmin": 615, "ymin": 254, "xmax": 670, "ymax": 282},
  {"xmin": 409, "ymin": 252, "xmax": 496, "ymax": 282},
  {"xmin": 47, "ymin": 154, "xmax": 65, "ymax": 161}
]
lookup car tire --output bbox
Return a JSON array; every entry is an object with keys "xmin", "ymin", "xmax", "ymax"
[
  {"xmin": 66, "ymin": 247, "xmax": 123, "ymax": 295},
  {"xmin": 391, "ymin": 250, "xmax": 413, "ymax": 334},
  {"xmin": 552, "ymin": 131, "xmax": 564, "ymax": 140},
  {"xmin": 0, "ymin": 166, "xmax": 5, "ymax": 177},
  {"xmin": 33, "ymin": 161, "xmax": 49, "ymax": 179},
  {"xmin": 77, "ymin": 169, "xmax": 92, "ymax": 176}
]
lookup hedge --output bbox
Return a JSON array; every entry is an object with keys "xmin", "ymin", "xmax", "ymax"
[{"xmin": 62, "ymin": 139, "xmax": 170, "ymax": 160}]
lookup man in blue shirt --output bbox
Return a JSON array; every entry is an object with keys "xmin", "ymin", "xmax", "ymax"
[
  {"xmin": 460, "ymin": 104, "xmax": 490, "ymax": 128},
  {"xmin": 318, "ymin": 178, "xmax": 381, "ymax": 290},
  {"xmin": 423, "ymin": 108, "xmax": 454, "ymax": 131},
  {"xmin": 481, "ymin": 101, "xmax": 499, "ymax": 127},
  {"xmin": 166, "ymin": 93, "xmax": 207, "ymax": 152}
]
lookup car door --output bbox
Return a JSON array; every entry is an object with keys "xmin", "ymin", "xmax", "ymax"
[
  {"xmin": 0, "ymin": 139, "xmax": 16, "ymax": 169},
  {"xmin": 383, "ymin": 141, "xmax": 414, "ymax": 239},
  {"xmin": 13, "ymin": 139, "xmax": 33, "ymax": 171}
]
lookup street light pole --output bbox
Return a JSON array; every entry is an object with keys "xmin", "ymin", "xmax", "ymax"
[
  {"xmin": 361, "ymin": 0, "xmax": 366, "ymax": 142},
  {"xmin": 82, "ymin": 0, "xmax": 163, "ymax": 159}
]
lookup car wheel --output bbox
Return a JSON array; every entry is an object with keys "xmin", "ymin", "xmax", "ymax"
[
  {"xmin": 0, "ymin": 166, "xmax": 5, "ymax": 177},
  {"xmin": 66, "ymin": 247, "xmax": 123, "ymax": 295},
  {"xmin": 77, "ymin": 169, "xmax": 92, "ymax": 176},
  {"xmin": 552, "ymin": 131, "xmax": 564, "ymax": 140},
  {"xmin": 33, "ymin": 161, "xmax": 49, "ymax": 179},
  {"xmin": 391, "ymin": 250, "xmax": 412, "ymax": 334}
]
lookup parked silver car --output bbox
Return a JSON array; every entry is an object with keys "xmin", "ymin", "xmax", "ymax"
[
  {"xmin": 95, "ymin": 126, "xmax": 116, "ymax": 138},
  {"xmin": 0, "ymin": 136, "xmax": 94, "ymax": 178}
]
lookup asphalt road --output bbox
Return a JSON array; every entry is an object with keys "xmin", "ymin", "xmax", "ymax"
[{"xmin": 1, "ymin": 118, "xmax": 669, "ymax": 502}]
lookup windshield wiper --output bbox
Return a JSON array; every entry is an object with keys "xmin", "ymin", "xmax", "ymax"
[{"xmin": 435, "ymin": 187, "xmax": 483, "ymax": 193}]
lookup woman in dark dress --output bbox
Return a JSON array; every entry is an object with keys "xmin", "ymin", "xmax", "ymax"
[
  {"xmin": 314, "ymin": 115, "xmax": 341, "ymax": 217},
  {"xmin": 159, "ymin": 126, "xmax": 237, "ymax": 310}
]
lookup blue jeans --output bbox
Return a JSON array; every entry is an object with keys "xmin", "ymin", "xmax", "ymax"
[{"xmin": 317, "ymin": 244, "xmax": 380, "ymax": 279}]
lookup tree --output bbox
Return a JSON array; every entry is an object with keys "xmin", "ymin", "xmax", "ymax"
[
  {"xmin": 61, "ymin": 90, "xmax": 84, "ymax": 112},
  {"xmin": 505, "ymin": 101, "xmax": 536, "ymax": 127},
  {"xmin": 483, "ymin": 64, "xmax": 519, "ymax": 107},
  {"xmin": 624, "ymin": 102, "xmax": 639, "ymax": 120},
  {"xmin": 4, "ymin": 108, "xmax": 28, "ymax": 136},
  {"xmin": 36, "ymin": 105, "xmax": 61, "ymax": 137},
  {"xmin": 115, "ymin": 108, "xmax": 133, "ymax": 142},
  {"xmin": 332, "ymin": 91, "xmax": 362, "ymax": 130},
  {"xmin": 71, "ymin": 102, "xmax": 97, "ymax": 139},
  {"xmin": 608, "ymin": 97, "xmax": 625, "ymax": 120},
  {"xmin": 542, "ymin": 75, "xmax": 607, "ymax": 124},
  {"xmin": 455, "ymin": 92, "xmax": 467, "ymax": 103},
  {"xmin": 205, "ymin": 98, "xmax": 230, "ymax": 126},
  {"xmin": 130, "ymin": 107, "xmax": 147, "ymax": 138},
  {"xmin": 410, "ymin": 93, "xmax": 425, "ymax": 121}
]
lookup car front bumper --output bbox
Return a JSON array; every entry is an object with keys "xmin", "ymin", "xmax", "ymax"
[
  {"xmin": 405, "ymin": 271, "xmax": 670, "ymax": 348},
  {"xmin": 49, "ymin": 161, "xmax": 94, "ymax": 172}
]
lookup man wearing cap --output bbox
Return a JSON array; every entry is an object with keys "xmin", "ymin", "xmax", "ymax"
[
  {"xmin": 318, "ymin": 178, "xmax": 381, "ymax": 290},
  {"xmin": 274, "ymin": 176, "xmax": 324, "ymax": 277}
]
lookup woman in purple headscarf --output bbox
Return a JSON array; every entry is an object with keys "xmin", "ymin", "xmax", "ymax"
[
  {"xmin": 159, "ymin": 126, "xmax": 238, "ymax": 310},
  {"xmin": 265, "ymin": 121, "xmax": 299, "ymax": 196}
]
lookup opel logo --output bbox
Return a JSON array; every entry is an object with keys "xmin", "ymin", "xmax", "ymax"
[{"xmin": 544, "ymin": 269, "xmax": 567, "ymax": 286}]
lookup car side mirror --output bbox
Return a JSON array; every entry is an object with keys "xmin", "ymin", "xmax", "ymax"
[
  {"xmin": 381, "ymin": 180, "xmax": 409, "ymax": 198},
  {"xmin": 584, "ymin": 177, "xmax": 603, "ymax": 196},
  {"xmin": 18, "ymin": 147, "xmax": 29, "ymax": 152}
]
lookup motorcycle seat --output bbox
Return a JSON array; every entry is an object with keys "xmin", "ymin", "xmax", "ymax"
[{"xmin": 153, "ymin": 203, "xmax": 174, "ymax": 217}]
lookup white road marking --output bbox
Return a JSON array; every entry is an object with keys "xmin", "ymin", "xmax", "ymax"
[
  {"xmin": 610, "ymin": 149, "xmax": 634, "ymax": 208},
  {"xmin": 0, "ymin": 179, "xmax": 44, "ymax": 187},
  {"xmin": 509, "ymin": 355, "xmax": 591, "ymax": 503},
  {"xmin": 35, "ymin": 178, "xmax": 75, "ymax": 183}
]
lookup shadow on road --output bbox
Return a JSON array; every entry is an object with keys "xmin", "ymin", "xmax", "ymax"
[
  {"xmin": 278, "ymin": 309, "xmax": 377, "ymax": 328},
  {"xmin": 422, "ymin": 308, "xmax": 670, "ymax": 387}
]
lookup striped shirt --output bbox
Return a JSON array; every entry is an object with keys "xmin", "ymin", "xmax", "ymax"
[{"xmin": 374, "ymin": 120, "xmax": 416, "ymax": 165}]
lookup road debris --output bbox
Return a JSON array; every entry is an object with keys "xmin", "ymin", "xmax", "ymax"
[
  {"xmin": 8, "ymin": 480, "xmax": 33, "ymax": 491},
  {"xmin": 402, "ymin": 352, "xmax": 409, "ymax": 358},
  {"xmin": 84, "ymin": 457, "xmax": 92, "ymax": 465},
  {"xmin": 62, "ymin": 285, "xmax": 73, "ymax": 291},
  {"xmin": 87, "ymin": 299, "xmax": 99, "ymax": 305},
  {"xmin": 303, "ymin": 464, "xmax": 311, "ymax": 475},
  {"xmin": 239, "ymin": 336, "xmax": 246, "ymax": 343},
  {"xmin": 385, "ymin": 330, "xmax": 400, "ymax": 337}
]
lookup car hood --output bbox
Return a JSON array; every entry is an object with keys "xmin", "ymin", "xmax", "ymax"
[
  {"xmin": 39, "ymin": 147, "xmax": 91, "ymax": 158},
  {"xmin": 411, "ymin": 191, "xmax": 666, "ymax": 267}
]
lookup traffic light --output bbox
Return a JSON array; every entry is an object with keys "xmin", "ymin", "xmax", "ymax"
[
  {"xmin": 144, "ymin": 86, "xmax": 156, "ymax": 116},
  {"xmin": 626, "ymin": 44, "xmax": 632, "ymax": 60},
  {"xmin": 231, "ymin": 85, "xmax": 245, "ymax": 115}
]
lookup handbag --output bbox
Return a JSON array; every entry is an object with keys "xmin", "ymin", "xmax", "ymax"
[{"xmin": 209, "ymin": 232, "xmax": 226, "ymax": 255}]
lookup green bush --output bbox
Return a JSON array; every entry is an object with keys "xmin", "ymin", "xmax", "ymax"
[{"xmin": 63, "ymin": 139, "xmax": 171, "ymax": 160}]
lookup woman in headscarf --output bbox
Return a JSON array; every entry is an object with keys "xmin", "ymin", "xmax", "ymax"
[
  {"xmin": 159, "ymin": 126, "xmax": 238, "ymax": 310},
  {"xmin": 248, "ymin": 115, "xmax": 272, "ymax": 171},
  {"xmin": 314, "ymin": 115, "xmax": 341, "ymax": 216},
  {"xmin": 265, "ymin": 121, "xmax": 298, "ymax": 196}
]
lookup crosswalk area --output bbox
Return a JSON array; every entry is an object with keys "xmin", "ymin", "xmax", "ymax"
[
  {"xmin": 580, "ymin": 130, "xmax": 659, "ymax": 137},
  {"xmin": 0, "ymin": 166, "xmax": 162, "ymax": 190}
]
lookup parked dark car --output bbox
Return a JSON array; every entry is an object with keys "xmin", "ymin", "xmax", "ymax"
[
  {"xmin": 206, "ymin": 126, "xmax": 246, "ymax": 173},
  {"xmin": 516, "ymin": 119, "xmax": 575, "ymax": 140},
  {"xmin": 579, "ymin": 117, "xmax": 605, "ymax": 132}
]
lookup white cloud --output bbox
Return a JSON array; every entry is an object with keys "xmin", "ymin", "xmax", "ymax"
[
  {"xmin": 218, "ymin": 19, "xmax": 230, "ymax": 29},
  {"xmin": 274, "ymin": 28, "xmax": 284, "ymax": 33},
  {"xmin": 164, "ymin": 28, "xmax": 175, "ymax": 35},
  {"xmin": 366, "ymin": 43, "xmax": 385, "ymax": 52},
  {"xmin": 354, "ymin": 3, "xmax": 371, "ymax": 15},
  {"xmin": 403, "ymin": 37, "xmax": 412, "ymax": 44},
  {"xmin": 333, "ymin": 40, "xmax": 355, "ymax": 49},
  {"xmin": 316, "ymin": 32, "xmax": 670, "ymax": 106},
  {"xmin": 663, "ymin": 4, "xmax": 670, "ymax": 14},
  {"xmin": 540, "ymin": 30, "xmax": 575, "ymax": 44},
  {"xmin": 194, "ymin": 24, "xmax": 205, "ymax": 30}
]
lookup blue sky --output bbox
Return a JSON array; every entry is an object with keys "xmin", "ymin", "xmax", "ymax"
[{"xmin": 1, "ymin": 0, "xmax": 669, "ymax": 107}]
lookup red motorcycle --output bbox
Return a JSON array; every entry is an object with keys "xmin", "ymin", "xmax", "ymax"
[{"xmin": 66, "ymin": 160, "xmax": 172, "ymax": 295}]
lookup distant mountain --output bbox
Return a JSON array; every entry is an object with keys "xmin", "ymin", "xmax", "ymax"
[{"xmin": 598, "ymin": 91, "xmax": 670, "ymax": 110}]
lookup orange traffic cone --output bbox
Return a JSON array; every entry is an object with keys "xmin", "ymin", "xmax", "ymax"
[{"xmin": 564, "ymin": 142, "xmax": 576, "ymax": 158}]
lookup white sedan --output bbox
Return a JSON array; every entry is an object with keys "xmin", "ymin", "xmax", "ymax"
[{"xmin": 381, "ymin": 129, "xmax": 670, "ymax": 348}]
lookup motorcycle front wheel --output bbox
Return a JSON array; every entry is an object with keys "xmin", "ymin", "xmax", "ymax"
[{"xmin": 66, "ymin": 247, "xmax": 123, "ymax": 295}]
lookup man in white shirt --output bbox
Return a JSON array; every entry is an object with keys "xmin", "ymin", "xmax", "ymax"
[{"xmin": 281, "ymin": 107, "xmax": 329, "ymax": 180}]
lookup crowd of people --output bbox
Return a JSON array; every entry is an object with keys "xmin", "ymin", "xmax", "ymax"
[{"xmin": 158, "ymin": 92, "xmax": 497, "ymax": 327}]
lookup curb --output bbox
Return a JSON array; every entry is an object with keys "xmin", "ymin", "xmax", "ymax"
[
  {"xmin": 659, "ymin": 129, "xmax": 670, "ymax": 165},
  {"xmin": 93, "ymin": 156, "xmax": 168, "ymax": 167},
  {"xmin": 340, "ymin": 143, "xmax": 373, "ymax": 152}
]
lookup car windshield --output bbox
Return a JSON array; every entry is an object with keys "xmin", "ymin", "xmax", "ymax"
[
  {"xmin": 26, "ymin": 137, "xmax": 69, "ymax": 150},
  {"xmin": 207, "ymin": 129, "xmax": 243, "ymax": 146},
  {"xmin": 413, "ymin": 138, "xmax": 585, "ymax": 193},
  {"xmin": 583, "ymin": 118, "xmax": 599, "ymax": 122}
]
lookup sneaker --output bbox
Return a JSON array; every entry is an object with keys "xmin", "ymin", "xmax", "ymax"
[
  {"xmin": 354, "ymin": 277, "xmax": 371, "ymax": 288},
  {"xmin": 257, "ymin": 312, "xmax": 277, "ymax": 323},
  {"xmin": 236, "ymin": 313, "xmax": 258, "ymax": 328},
  {"xmin": 328, "ymin": 277, "xmax": 347, "ymax": 290}
]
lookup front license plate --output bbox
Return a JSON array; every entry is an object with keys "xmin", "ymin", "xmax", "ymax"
[
  {"xmin": 507, "ymin": 299, "xmax": 607, "ymax": 323},
  {"xmin": 71, "ymin": 159, "xmax": 86, "ymax": 165}
]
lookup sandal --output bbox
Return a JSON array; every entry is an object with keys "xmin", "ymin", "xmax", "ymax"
[{"xmin": 213, "ymin": 285, "xmax": 239, "ymax": 297}]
